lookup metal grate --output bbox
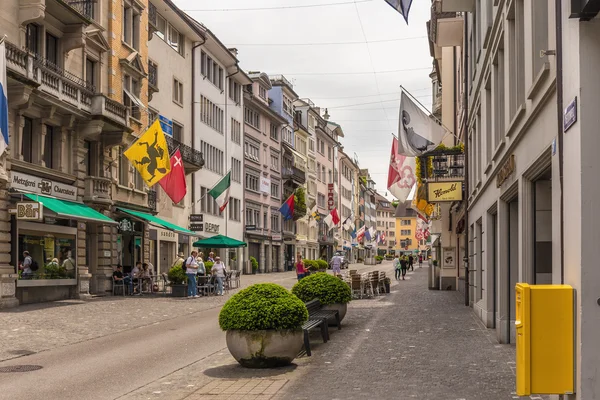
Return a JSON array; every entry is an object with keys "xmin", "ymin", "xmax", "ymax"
[{"xmin": 0, "ymin": 365, "xmax": 43, "ymax": 373}]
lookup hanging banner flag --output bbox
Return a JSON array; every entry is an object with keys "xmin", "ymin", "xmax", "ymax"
[
  {"xmin": 398, "ymin": 90, "xmax": 445, "ymax": 157},
  {"xmin": 383, "ymin": 0, "xmax": 414, "ymax": 24},
  {"xmin": 208, "ymin": 172, "xmax": 231, "ymax": 212},
  {"xmin": 124, "ymin": 119, "xmax": 171, "ymax": 187},
  {"xmin": 388, "ymin": 137, "xmax": 416, "ymax": 202},
  {"xmin": 279, "ymin": 194, "xmax": 295, "ymax": 221},
  {"xmin": 158, "ymin": 149, "xmax": 187, "ymax": 204},
  {"xmin": 323, "ymin": 208, "xmax": 340, "ymax": 229},
  {"xmin": 0, "ymin": 41, "xmax": 8, "ymax": 155}
]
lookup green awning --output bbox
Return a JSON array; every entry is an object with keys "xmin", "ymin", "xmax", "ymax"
[
  {"xmin": 117, "ymin": 208, "xmax": 196, "ymax": 235},
  {"xmin": 24, "ymin": 194, "xmax": 117, "ymax": 225},
  {"xmin": 193, "ymin": 234, "xmax": 247, "ymax": 248}
]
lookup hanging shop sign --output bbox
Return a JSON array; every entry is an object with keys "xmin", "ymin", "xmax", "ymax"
[
  {"xmin": 427, "ymin": 182, "xmax": 463, "ymax": 202},
  {"xmin": 271, "ymin": 234, "xmax": 282, "ymax": 241},
  {"xmin": 10, "ymin": 171, "xmax": 77, "ymax": 201},
  {"xmin": 12, "ymin": 201, "xmax": 43, "ymax": 221},
  {"xmin": 205, "ymin": 223, "xmax": 220, "ymax": 234},
  {"xmin": 327, "ymin": 183, "xmax": 335, "ymax": 211},
  {"xmin": 190, "ymin": 223, "xmax": 203, "ymax": 232},
  {"xmin": 496, "ymin": 155, "xmax": 515, "ymax": 188},
  {"xmin": 260, "ymin": 176, "xmax": 271, "ymax": 194},
  {"xmin": 159, "ymin": 115, "xmax": 173, "ymax": 137},
  {"xmin": 442, "ymin": 247, "xmax": 455, "ymax": 269},
  {"xmin": 190, "ymin": 214, "xmax": 203, "ymax": 222},
  {"xmin": 563, "ymin": 97, "xmax": 577, "ymax": 133}
]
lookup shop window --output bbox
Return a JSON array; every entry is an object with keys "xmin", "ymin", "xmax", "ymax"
[{"xmin": 17, "ymin": 230, "xmax": 76, "ymax": 280}]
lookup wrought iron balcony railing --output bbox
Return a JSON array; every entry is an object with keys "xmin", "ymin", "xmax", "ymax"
[
  {"xmin": 164, "ymin": 135, "xmax": 205, "ymax": 173},
  {"xmin": 67, "ymin": 0, "xmax": 96, "ymax": 20},
  {"xmin": 147, "ymin": 189, "xmax": 157, "ymax": 211},
  {"xmin": 282, "ymin": 166, "xmax": 306, "ymax": 185}
]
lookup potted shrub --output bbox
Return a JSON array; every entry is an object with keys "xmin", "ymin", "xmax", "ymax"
[
  {"xmin": 375, "ymin": 255, "xmax": 384, "ymax": 264},
  {"xmin": 292, "ymin": 273, "xmax": 352, "ymax": 324},
  {"xmin": 204, "ymin": 261, "xmax": 214, "ymax": 275},
  {"xmin": 316, "ymin": 259, "xmax": 328, "ymax": 271},
  {"xmin": 167, "ymin": 265, "xmax": 188, "ymax": 297},
  {"xmin": 383, "ymin": 277, "xmax": 391, "ymax": 293},
  {"xmin": 219, "ymin": 283, "xmax": 308, "ymax": 368},
  {"xmin": 250, "ymin": 256, "xmax": 259, "ymax": 274},
  {"xmin": 303, "ymin": 260, "xmax": 318, "ymax": 274}
]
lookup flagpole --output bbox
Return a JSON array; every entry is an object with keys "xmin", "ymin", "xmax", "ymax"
[{"xmin": 399, "ymin": 85, "xmax": 460, "ymax": 141}]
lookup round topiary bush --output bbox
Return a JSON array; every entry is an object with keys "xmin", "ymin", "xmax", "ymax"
[
  {"xmin": 168, "ymin": 265, "xmax": 187, "ymax": 285},
  {"xmin": 316, "ymin": 259, "xmax": 328, "ymax": 270},
  {"xmin": 219, "ymin": 283, "xmax": 308, "ymax": 331},
  {"xmin": 249, "ymin": 256, "xmax": 259, "ymax": 272},
  {"xmin": 292, "ymin": 272, "xmax": 352, "ymax": 306},
  {"xmin": 303, "ymin": 260, "xmax": 318, "ymax": 271}
]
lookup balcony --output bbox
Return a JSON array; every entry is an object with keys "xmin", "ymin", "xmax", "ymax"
[
  {"xmin": 148, "ymin": 2, "xmax": 158, "ymax": 38},
  {"xmin": 432, "ymin": 91, "xmax": 442, "ymax": 119},
  {"xmin": 164, "ymin": 135, "xmax": 205, "ymax": 173},
  {"xmin": 148, "ymin": 61, "xmax": 159, "ymax": 100},
  {"xmin": 421, "ymin": 152, "xmax": 465, "ymax": 181},
  {"xmin": 83, "ymin": 176, "xmax": 112, "ymax": 206},
  {"xmin": 430, "ymin": 4, "xmax": 463, "ymax": 48},
  {"xmin": 282, "ymin": 220, "xmax": 295, "ymax": 239},
  {"xmin": 91, "ymin": 95, "xmax": 130, "ymax": 130},
  {"xmin": 282, "ymin": 166, "xmax": 306, "ymax": 185},
  {"xmin": 37, "ymin": 0, "xmax": 95, "ymax": 26},
  {"xmin": 65, "ymin": 0, "xmax": 96, "ymax": 20}
]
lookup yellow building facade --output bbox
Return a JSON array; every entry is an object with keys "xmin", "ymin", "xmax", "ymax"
[{"xmin": 395, "ymin": 203, "xmax": 419, "ymax": 254}]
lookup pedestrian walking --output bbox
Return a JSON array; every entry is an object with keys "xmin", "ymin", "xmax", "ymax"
[
  {"xmin": 400, "ymin": 256, "xmax": 408, "ymax": 280},
  {"xmin": 185, "ymin": 251, "xmax": 199, "ymax": 298},
  {"xmin": 212, "ymin": 256, "xmax": 227, "ymax": 296},
  {"xmin": 408, "ymin": 254, "xmax": 414, "ymax": 271},
  {"xmin": 419, "ymin": 255, "xmax": 423, "ymax": 267},
  {"xmin": 330, "ymin": 252, "xmax": 343, "ymax": 277},
  {"xmin": 393, "ymin": 254, "xmax": 401, "ymax": 280},
  {"xmin": 295, "ymin": 254, "xmax": 306, "ymax": 281}
]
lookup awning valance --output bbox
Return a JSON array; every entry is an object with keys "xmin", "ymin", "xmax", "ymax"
[
  {"xmin": 23, "ymin": 194, "xmax": 117, "ymax": 225},
  {"xmin": 117, "ymin": 208, "xmax": 195, "ymax": 235}
]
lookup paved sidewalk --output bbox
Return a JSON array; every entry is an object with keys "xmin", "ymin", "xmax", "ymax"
[{"xmin": 121, "ymin": 264, "xmax": 533, "ymax": 400}]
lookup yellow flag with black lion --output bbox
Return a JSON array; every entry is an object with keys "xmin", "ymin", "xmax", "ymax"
[{"xmin": 124, "ymin": 120, "xmax": 171, "ymax": 187}]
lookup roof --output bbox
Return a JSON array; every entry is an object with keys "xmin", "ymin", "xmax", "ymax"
[{"xmin": 395, "ymin": 202, "xmax": 417, "ymax": 218}]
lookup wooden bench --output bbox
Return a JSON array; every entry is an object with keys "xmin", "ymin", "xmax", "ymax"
[
  {"xmin": 300, "ymin": 299, "xmax": 331, "ymax": 357},
  {"xmin": 307, "ymin": 299, "xmax": 342, "ymax": 332}
]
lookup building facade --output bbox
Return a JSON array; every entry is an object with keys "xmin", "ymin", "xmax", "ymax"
[
  {"xmin": 243, "ymin": 72, "xmax": 286, "ymax": 273},
  {"xmin": 375, "ymin": 192, "xmax": 396, "ymax": 255},
  {"xmin": 394, "ymin": 202, "xmax": 418, "ymax": 254},
  {"xmin": 338, "ymin": 149, "xmax": 359, "ymax": 260}
]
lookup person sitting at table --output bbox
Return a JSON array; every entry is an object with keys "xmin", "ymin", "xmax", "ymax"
[
  {"xmin": 141, "ymin": 263, "xmax": 154, "ymax": 292},
  {"xmin": 130, "ymin": 262, "xmax": 142, "ymax": 294},
  {"xmin": 207, "ymin": 252, "xmax": 215, "ymax": 263},
  {"xmin": 113, "ymin": 265, "xmax": 133, "ymax": 294},
  {"xmin": 196, "ymin": 252, "xmax": 206, "ymax": 276}
]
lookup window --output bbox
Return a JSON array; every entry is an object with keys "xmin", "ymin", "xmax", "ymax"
[
  {"xmin": 297, "ymin": 138, "xmax": 307, "ymax": 155},
  {"xmin": 43, "ymin": 125, "xmax": 56, "ymax": 169},
  {"xmin": 327, "ymin": 146, "xmax": 332, "ymax": 161},
  {"xmin": 283, "ymin": 95, "xmax": 293, "ymax": 116},
  {"xmin": 134, "ymin": 166, "xmax": 143, "ymax": 190},
  {"xmin": 231, "ymin": 118, "xmax": 241, "ymax": 144},
  {"xmin": 270, "ymin": 182, "xmax": 280, "ymax": 199},
  {"xmin": 199, "ymin": 95, "xmax": 224, "ymax": 133},
  {"xmin": 270, "ymin": 123, "xmax": 279, "ymax": 141},
  {"xmin": 21, "ymin": 117, "xmax": 33, "ymax": 163},
  {"xmin": 200, "ymin": 52, "xmax": 223, "ymax": 89},
  {"xmin": 244, "ymin": 107, "xmax": 260, "ymax": 129},
  {"xmin": 401, "ymin": 230, "xmax": 412, "ymax": 236},
  {"xmin": 389, "ymin": 231, "xmax": 395, "ymax": 238},
  {"xmin": 168, "ymin": 24, "xmax": 181, "ymax": 54},
  {"xmin": 316, "ymin": 162, "xmax": 321, "ymax": 181},
  {"xmin": 246, "ymin": 206, "xmax": 261, "ymax": 227},
  {"xmin": 154, "ymin": 13, "xmax": 185, "ymax": 55},
  {"xmin": 309, "ymin": 139, "xmax": 315, "ymax": 152},
  {"xmin": 85, "ymin": 58, "xmax": 97, "ymax": 91},
  {"xmin": 270, "ymin": 153, "xmax": 279, "ymax": 170},
  {"xmin": 282, "ymin": 127, "xmax": 293, "ymax": 145},
  {"xmin": 318, "ymin": 193, "xmax": 326, "ymax": 208},
  {"xmin": 26, "ymin": 24, "xmax": 39, "ymax": 55},
  {"xmin": 18, "ymin": 229, "xmax": 76, "ymax": 280},
  {"xmin": 229, "ymin": 79, "xmax": 241, "ymax": 104},
  {"xmin": 46, "ymin": 32, "xmax": 59, "ymax": 67},
  {"xmin": 507, "ymin": 0, "xmax": 525, "ymax": 118},
  {"xmin": 493, "ymin": 46, "xmax": 505, "ymax": 149},
  {"xmin": 173, "ymin": 78, "xmax": 183, "ymax": 105},
  {"xmin": 156, "ymin": 14, "xmax": 167, "ymax": 40},
  {"xmin": 389, "ymin": 221, "xmax": 395, "ymax": 228},
  {"xmin": 401, "ymin": 220, "xmax": 411, "ymax": 226},
  {"xmin": 118, "ymin": 147, "xmax": 128, "ymax": 185},
  {"xmin": 308, "ymin": 115, "xmax": 315, "ymax": 130},
  {"xmin": 244, "ymin": 140, "xmax": 260, "ymax": 162},
  {"xmin": 231, "ymin": 158, "xmax": 241, "ymax": 183},
  {"xmin": 199, "ymin": 186, "xmax": 223, "ymax": 217},
  {"xmin": 531, "ymin": 1, "xmax": 548, "ymax": 78},
  {"xmin": 228, "ymin": 197, "xmax": 241, "ymax": 221},
  {"xmin": 123, "ymin": 1, "xmax": 140, "ymax": 50},
  {"xmin": 264, "ymin": 212, "xmax": 268, "ymax": 229},
  {"xmin": 123, "ymin": 74, "xmax": 142, "ymax": 120},
  {"xmin": 259, "ymin": 86, "xmax": 267, "ymax": 100},
  {"xmin": 328, "ymin": 169, "xmax": 332, "ymax": 183},
  {"xmin": 200, "ymin": 141, "xmax": 224, "ymax": 175},
  {"xmin": 245, "ymin": 172, "xmax": 260, "ymax": 192},
  {"xmin": 172, "ymin": 122, "xmax": 182, "ymax": 142},
  {"xmin": 271, "ymin": 213, "xmax": 280, "ymax": 232}
]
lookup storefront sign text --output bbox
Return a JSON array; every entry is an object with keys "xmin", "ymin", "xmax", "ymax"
[
  {"xmin": 564, "ymin": 97, "xmax": 577, "ymax": 133},
  {"xmin": 15, "ymin": 202, "xmax": 43, "ymax": 221},
  {"xmin": 160, "ymin": 230, "xmax": 176, "ymax": 240},
  {"xmin": 10, "ymin": 171, "xmax": 77, "ymax": 201},
  {"xmin": 190, "ymin": 214, "xmax": 203, "ymax": 222},
  {"xmin": 260, "ymin": 176, "xmax": 271, "ymax": 194},
  {"xmin": 496, "ymin": 155, "xmax": 515, "ymax": 188},
  {"xmin": 427, "ymin": 182, "xmax": 463, "ymax": 202},
  {"xmin": 327, "ymin": 183, "xmax": 334, "ymax": 211},
  {"xmin": 118, "ymin": 218, "xmax": 134, "ymax": 232},
  {"xmin": 271, "ymin": 234, "xmax": 282, "ymax": 241},
  {"xmin": 190, "ymin": 223, "xmax": 203, "ymax": 232},
  {"xmin": 205, "ymin": 223, "xmax": 220, "ymax": 234}
]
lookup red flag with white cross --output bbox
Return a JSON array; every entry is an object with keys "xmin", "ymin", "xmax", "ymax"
[{"xmin": 159, "ymin": 149, "xmax": 187, "ymax": 204}]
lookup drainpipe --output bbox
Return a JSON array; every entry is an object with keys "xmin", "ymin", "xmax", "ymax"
[
  {"xmin": 191, "ymin": 37, "xmax": 206, "ymax": 214},
  {"xmin": 555, "ymin": 0, "xmax": 565, "ymax": 285},
  {"xmin": 226, "ymin": 63, "xmax": 241, "ymax": 268},
  {"xmin": 463, "ymin": 15, "xmax": 470, "ymax": 307}
]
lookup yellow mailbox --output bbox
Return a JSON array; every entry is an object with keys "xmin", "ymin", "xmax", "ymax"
[{"xmin": 515, "ymin": 283, "xmax": 574, "ymax": 396}]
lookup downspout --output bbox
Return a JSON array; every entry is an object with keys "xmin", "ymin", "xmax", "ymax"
[
  {"xmin": 191, "ymin": 37, "xmax": 206, "ymax": 213},
  {"xmin": 226, "ymin": 63, "xmax": 241, "ymax": 267},
  {"xmin": 555, "ymin": 0, "xmax": 564, "ymax": 285},
  {"xmin": 463, "ymin": 15, "xmax": 470, "ymax": 307}
]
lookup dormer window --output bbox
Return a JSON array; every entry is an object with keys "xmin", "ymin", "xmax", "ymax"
[{"xmin": 259, "ymin": 85, "xmax": 267, "ymax": 100}]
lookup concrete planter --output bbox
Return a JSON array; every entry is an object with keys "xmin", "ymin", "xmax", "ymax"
[
  {"xmin": 322, "ymin": 302, "xmax": 348, "ymax": 325},
  {"xmin": 171, "ymin": 284, "xmax": 187, "ymax": 297},
  {"xmin": 226, "ymin": 329, "xmax": 303, "ymax": 368}
]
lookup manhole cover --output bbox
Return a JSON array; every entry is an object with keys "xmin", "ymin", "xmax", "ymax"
[{"xmin": 0, "ymin": 365, "xmax": 43, "ymax": 373}]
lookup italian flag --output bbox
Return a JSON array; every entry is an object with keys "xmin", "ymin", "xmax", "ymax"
[{"xmin": 208, "ymin": 172, "xmax": 231, "ymax": 212}]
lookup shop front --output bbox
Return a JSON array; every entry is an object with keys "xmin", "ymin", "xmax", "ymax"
[{"xmin": 9, "ymin": 192, "xmax": 118, "ymax": 304}]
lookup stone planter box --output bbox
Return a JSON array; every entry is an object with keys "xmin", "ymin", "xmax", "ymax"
[
  {"xmin": 322, "ymin": 303, "xmax": 348, "ymax": 326},
  {"xmin": 171, "ymin": 284, "xmax": 187, "ymax": 297},
  {"xmin": 226, "ymin": 329, "xmax": 303, "ymax": 368}
]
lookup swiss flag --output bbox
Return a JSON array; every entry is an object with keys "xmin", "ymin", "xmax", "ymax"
[{"xmin": 159, "ymin": 149, "xmax": 187, "ymax": 204}]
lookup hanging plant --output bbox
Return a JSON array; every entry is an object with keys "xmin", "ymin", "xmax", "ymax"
[{"xmin": 293, "ymin": 187, "xmax": 307, "ymax": 221}]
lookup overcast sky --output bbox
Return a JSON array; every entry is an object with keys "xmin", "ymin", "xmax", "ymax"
[{"xmin": 172, "ymin": 0, "xmax": 433, "ymax": 195}]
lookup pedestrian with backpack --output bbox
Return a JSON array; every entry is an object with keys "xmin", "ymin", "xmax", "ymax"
[
  {"xmin": 185, "ymin": 251, "xmax": 199, "ymax": 298},
  {"xmin": 19, "ymin": 251, "xmax": 36, "ymax": 279},
  {"xmin": 400, "ymin": 255, "xmax": 408, "ymax": 280}
]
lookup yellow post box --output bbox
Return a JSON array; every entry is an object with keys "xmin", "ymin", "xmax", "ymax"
[{"xmin": 515, "ymin": 283, "xmax": 574, "ymax": 396}]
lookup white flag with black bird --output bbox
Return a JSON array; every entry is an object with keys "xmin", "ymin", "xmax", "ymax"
[{"xmin": 397, "ymin": 90, "xmax": 445, "ymax": 157}]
